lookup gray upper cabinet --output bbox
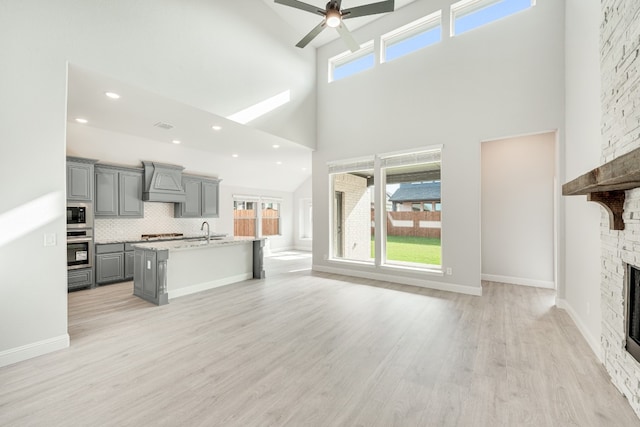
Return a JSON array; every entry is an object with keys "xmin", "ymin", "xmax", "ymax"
[
  {"xmin": 202, "ymin": 179, "xmax": 219, "ymax": 217},
  {"xmin": 67, "ymin": 157, "xmax": 97, "ymax": 201},
  {"xmin": 175, "ymin": 175, "xmax": 220, "ymax": 218},
  {"xmin": 95, "ymin": 167, "xmax": 118, "ymax": 216},
  {"xmin": 178, "ymin": 177, "xmax": 202, "ymax": 218},
  {"xmin": 119, "ymin": 171, "xmax": 144, "ymax": 217},
  {"xmin": 95, "ymin": 165, "xmax": 144, "ymax": 218}
]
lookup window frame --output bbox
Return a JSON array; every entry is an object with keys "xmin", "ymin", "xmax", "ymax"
[
  {"xmin": 233, "ymin": 195, "xmax": 283, "ymax": 239},
  {"xmin": 328, "ymin": 157, "xmax": 376, "ymax": 263},
  {"xmin": 450, "ymin": 0, "xmax": 536, "ymax": 37},
  {"xmin": 380, "ymin": 11, "xmax": 442, "ymax": 64},
  {"xmin": 327, "ymin": 147, "xmax": 443, "ymax": 275},
  {"xmin": 328, "ymin": 40, "xmax": 375, "ymax": 83},
  {"xmin": 261, "ymin": 201, "xmax": 281, "ymax": 237}
]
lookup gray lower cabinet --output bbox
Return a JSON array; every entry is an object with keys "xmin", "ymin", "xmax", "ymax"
[
  {"xmin": 68, "ymin": 268, "xmax": 94, "ymax": 290},
  {"xmin": 96, "ymin": 242, "xmax": 137, "ymax": 285},
  {"xmin": 133, "ymin": 248, "xmax": 169, "ymax": 305},
  {"xmin": 95, "ymin": 165, "xmax": 144, "ymax": 218},
  {"xmin": 175, "ymin": 175, "xmax": 220, "ymax": 218},
  {"xmin": 124, "ymin": 251, "xmax": 135, "ymax": 280},
  {"xmin": 67, "ymin": 157, "xmax": 97, "ymax": 201}
]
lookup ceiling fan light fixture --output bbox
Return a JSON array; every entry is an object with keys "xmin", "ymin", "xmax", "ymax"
[{"xmin": 326, "ymin": 9, "xmax": 341, "ymax": 28}]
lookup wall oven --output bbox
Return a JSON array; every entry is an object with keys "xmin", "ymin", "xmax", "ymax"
[
  {"xmin": 67, "ymin": 202, "xmax": 93, "ymax": 229},
  {"xmin": 67, "ymin": 229, "xmax": 93, "ymax": 270}
]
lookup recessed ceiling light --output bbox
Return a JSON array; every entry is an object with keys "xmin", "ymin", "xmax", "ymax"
[
  {"xmin": 105, "ymin": 92, "xmax": 120, "ymax": 99},
  {"xmin": 302, "ymin": 168, "xmax": 307, "ymax": 171},
  {"xmin": 276, "ymin": 161, "xmax": 282, "ymax": 165},
  {"xmin": 273, "ymin": 144, "xmax": 280, "ymax": 149},
  {"xmin": 232, "ymin": 154, "xmax": 239, "ymax": 158},
  {"xmin": 212, "ymin": 125, "xmax": 222, "ymax": 131},
  {"xmin": 75, "ymin": 118, "xmax": 88, "ymax": 124},
  {"xmin": 172, "ymin": 140, "xmax": 181, "ymax": 145}
]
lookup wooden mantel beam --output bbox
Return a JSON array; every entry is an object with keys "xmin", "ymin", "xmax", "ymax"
[
  {"xmin": 587, "ymin": 191, "xmax": 626, "ymax": 231},
  {"xmin": 562, "ymin": 147, "xmax": 640, "ymax": 231}
]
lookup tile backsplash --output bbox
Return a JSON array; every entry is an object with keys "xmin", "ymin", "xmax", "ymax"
[{"xmin": 94, "ymin": 202, "xmax": 219, "ymax": 242}]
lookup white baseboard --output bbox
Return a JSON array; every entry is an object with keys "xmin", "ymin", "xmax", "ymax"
[
  {"xmin": 0, "ymin": 334, "xmax": 70, "ymax": 368},
  {"xmin": 482, "ymin": 274, "xmax": 555, "ymax": 289},
  {"xmin": 313, "ymin": 264, "xmax": 482, "ymax": 296},
  {"xmin": 556, "ymin": 298, "xmax": 603, "ymax": 362},
  {"xmin": 169, "ymin": 273, "xmax": 253, "ymax": 300}
]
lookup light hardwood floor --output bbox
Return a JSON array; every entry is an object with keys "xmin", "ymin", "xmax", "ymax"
[{"xmin": 1, "ymin": 251, "xmax": 638, "ymax": 426}]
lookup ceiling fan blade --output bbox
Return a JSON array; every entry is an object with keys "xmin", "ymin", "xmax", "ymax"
[
  {"xmin": 342, "ymin": 0, "xmax": 395, "ymax": 20},
  {"xmin": 296, "ymin": 21, "xmax": 327, "ymax": 48},
  {"xmin": 274, "ymin": 0, "xmax": 325, "ymax": 17},
  {"xmin": 336, "ymin": 22, "xmax": 360, "ymax": 53}
]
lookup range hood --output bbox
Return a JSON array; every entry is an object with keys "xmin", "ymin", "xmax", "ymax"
[{"xmin": 142, "ymin": 161, "xmax": 186, "ymax": 203}]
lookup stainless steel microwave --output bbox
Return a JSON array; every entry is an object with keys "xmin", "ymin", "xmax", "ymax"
[{"xmin": 66, "ymin": 203, "xmax": 93, "ymax": 229}]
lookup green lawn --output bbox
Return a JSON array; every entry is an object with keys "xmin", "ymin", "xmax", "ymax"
[{"xmin": 371, "ymin": 235, "xmax": 441, "ymax": 265}]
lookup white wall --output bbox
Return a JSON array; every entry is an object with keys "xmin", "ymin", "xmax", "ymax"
[
  {"xmin": 293, "ymin": 177, "xmax": 313, "ymax": 251},
  {"xmin": 0, "ymin": 0, "xmax": 314, "ymax": 366},
  {"xmin": 560, "ymin": 0, "xmax": 603, "ymax": 359},
  {"xmin": 481, "ymin": 133, "xmax": 556, "ymax": 288},
  {"xmin": 313, "ymin": 0, "xmax": 565, "ymax": 294}
]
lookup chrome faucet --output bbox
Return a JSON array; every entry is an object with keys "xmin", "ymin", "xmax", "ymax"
[{"xmin": 200, "ymin": 221, "xmax": 210, "ymax": 243}]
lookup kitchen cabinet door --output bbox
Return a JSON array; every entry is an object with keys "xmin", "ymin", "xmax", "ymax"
[
  {"xmin": 95, "ymin": 167, "xmax": 119, "ymax": 216},
  {"xmin": 142, "ymin": 251, "xmax": 157, "ymax": 300},
  {"xmin": 201, "ymin": 180, "xmax": 219, "ymax": 218},
  {"xmin": 96, "ymin": 252, "xmax": 124, "ymax": 284},
  {"xmin": 119, "ymin": 170, "xmax": 144, "ymax": 217},
  {"xmin": 175, "ymin": 177, "xmax": 201, "ymax": 218},
  {"xmin": 68, "ymin": 268, "xmax": 94, "ymax": 290},
  {"xmin": 67, "ymin": 161, "xmax": 93, "ymax": 201},
  {"xmin": 124, "ymin": 251, "xmax": 135, "ymax": 280}
]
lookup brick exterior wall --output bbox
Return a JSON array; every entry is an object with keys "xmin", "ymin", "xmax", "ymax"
[
  {"xmin": 600, "ymin": 0, "xmax": 640, "ymax": 415},
  {"xmin": 334, "ymin": 173, "xmax": 372, "ymax": 261}
]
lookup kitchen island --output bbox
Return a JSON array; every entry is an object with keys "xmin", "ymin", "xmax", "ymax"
[{"xmin": 132, "ymin": 237, "xmax": 265, "ymax": 305}]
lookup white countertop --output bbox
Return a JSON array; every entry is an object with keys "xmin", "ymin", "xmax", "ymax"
[
  {"xmin": 132, "ymin": 237, "xmax": 262, "ymax": 252},
  {"xmin": 95, "ymin": 234, "xmax": 225, "ymax": 245}
]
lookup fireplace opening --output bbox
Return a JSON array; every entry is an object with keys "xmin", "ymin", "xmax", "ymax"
[{"xmin": 626, "ymin": 265, "xmax": 640, "ymax": 363}]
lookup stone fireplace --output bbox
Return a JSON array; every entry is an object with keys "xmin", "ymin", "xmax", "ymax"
[
  {"xmin": 563, "ymin": 0, "xmax": 640, "ymax": 417},
  {"xmin": 627, "ymin": 265, "xmax": 640, "ymax": 364}
]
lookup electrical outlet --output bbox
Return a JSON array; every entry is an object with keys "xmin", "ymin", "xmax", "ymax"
[
  {"xmin": 446, "ymin": 267, "xmax": 452, "ymax": 275},
  {"xmin": 586, "ymin": 302, "xmax": 590, "ymax": 314}
]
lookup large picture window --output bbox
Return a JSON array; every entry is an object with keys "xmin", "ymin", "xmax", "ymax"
[
  {"xmin": 329, "ymin": 159, "xmax": 375, "ymax": 263},
  {"xmin": 381, "ymin": 150, "xmax": 441, "ymax": 268},
  {"xmin": 328, "ymin": 148, "xmax": 442, "ymax": 272}
]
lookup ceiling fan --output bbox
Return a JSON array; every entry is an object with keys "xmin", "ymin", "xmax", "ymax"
[{"xmin": 275, "ymin": 0, "xmax": 395, "ymax": 52}]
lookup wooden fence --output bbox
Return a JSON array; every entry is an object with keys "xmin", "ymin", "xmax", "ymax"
[
  {"xmin": 371, "ymin": 210, "xmax": 441, "ymax": 239},
  {"xmin": 234, "ymin": 208, "xmax": 279, "ymax": 237}
]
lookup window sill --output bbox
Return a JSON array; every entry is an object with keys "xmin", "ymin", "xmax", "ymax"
[
  {"xmin": 380, "ymin": 263, "xmax": 444, "ymax": 276},
  {"xmin": 327, "ymin": 258, "xmax": 375, "ymax": 267}
]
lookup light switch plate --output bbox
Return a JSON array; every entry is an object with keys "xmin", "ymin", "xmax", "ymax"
[{"xmin": 43, "ymin": 233, "xmax": 56, "ymax": 247}]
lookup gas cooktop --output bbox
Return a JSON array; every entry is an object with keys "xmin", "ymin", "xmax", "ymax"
[{"xmin": 140, "ymin": 233, "xmax": 184, "ymax": 241}]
